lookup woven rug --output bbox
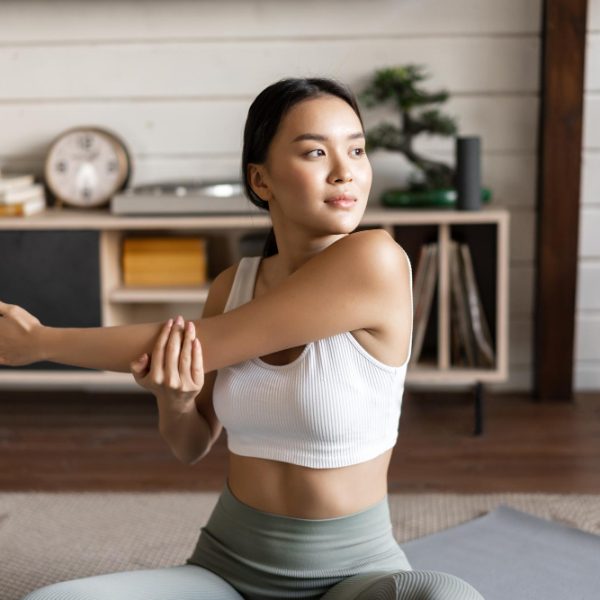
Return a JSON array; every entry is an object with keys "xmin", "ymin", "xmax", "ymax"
[{"xmin": 2, "ymin": 492, "xmax": 599, "ymax": 600}]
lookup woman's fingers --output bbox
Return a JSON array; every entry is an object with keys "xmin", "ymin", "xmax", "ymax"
[
  {"xmin": 164, "ymin": 315, "xmax": 184, "ymax": 387},
  {"xmin": 191, "ymin": 336, "xmax": 204, "ymax": 388},
  {"xmin": 130, "ymin": 315, "xmax": 202, "ymax": 394},
  {"xmin": 149, "ymin": 318, "xmax": 173, "ymax": 384},
  {"xmin": 178, "ymin": 321, "xmax": 194, "ymax": 386},
  {"xmin": 130, "ymin": 353, "xmax": 149, "ymax": 384},
  {"xmin": 129, "ymin": 316, "xmax": 202, "ymax": 404},
  {"xmin": 179, "ymin": 321, "xmax": 204, "ymax": 389}
]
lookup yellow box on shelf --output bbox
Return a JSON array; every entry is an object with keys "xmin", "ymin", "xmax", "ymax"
[
  {"xmin": 121, "ymin": 236, "xmax": 208, "ymax": 287},
  {"xmin": 123, "ymin": 270, "xmax": 206, "ymax": 286},
  {"xmin": 123, "ymin": 254, "xmax": 206, "ymax": 271}
]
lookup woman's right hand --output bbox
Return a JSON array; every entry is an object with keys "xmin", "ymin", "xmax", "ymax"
[{"xmin": 129, "ymin": 315, "xmax": 204, "ymax": 412}]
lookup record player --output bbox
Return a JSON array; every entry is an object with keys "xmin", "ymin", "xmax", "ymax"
[{"xmin": 110, "ymin": 180, "xmax": 263, "ymax": 216}]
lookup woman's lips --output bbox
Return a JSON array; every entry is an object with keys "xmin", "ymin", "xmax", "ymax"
[{"xmin": 325, "ymin": 195, "xmax": 357, "ymax": 208}]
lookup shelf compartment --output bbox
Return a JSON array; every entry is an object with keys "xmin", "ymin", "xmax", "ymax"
[{"xmin": 393, "ymin": 223, "xmax": 441, "ymax": 370}]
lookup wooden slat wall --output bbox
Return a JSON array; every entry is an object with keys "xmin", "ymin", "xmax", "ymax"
[
  {"xmin": 0, "ymin": 0, "xmax": 542, "ymax": 391},
  {"xmin": 578, "ymin": 0, "xmax": 600, "ymax": 389}
]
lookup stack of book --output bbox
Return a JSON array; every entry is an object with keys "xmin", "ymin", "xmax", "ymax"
[
  {"xmin": 409, "ymin": 240, "xmax": 495, "ymax": 368},
  {"xmin": 122, "ymin": 236, "xmax": 208, "ymax": 287},
  {"xmin": 0, "ymin": 171, "xmax": 46, "ymax": 217}
]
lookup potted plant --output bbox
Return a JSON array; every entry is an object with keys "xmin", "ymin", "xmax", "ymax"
[{"xmin": 359, "ymin": 65, "xmax": 491, "ymax": 208}]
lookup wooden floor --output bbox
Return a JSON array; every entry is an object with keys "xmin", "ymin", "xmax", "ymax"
[{"xmin": 1, "ymin": 388, "xmax": 599, "ymax": 493}]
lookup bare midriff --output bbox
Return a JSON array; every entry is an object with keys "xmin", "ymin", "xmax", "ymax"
[{"xmin": 226, "ymin": 447, "xmax": 393, "ymax": 519}]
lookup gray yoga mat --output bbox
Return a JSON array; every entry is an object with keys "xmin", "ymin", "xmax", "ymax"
[{"xmin": 402, "ymin": 504, "xmax": 600, "ymax": 600}]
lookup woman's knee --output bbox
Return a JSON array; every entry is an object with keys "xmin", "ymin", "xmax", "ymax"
[
  {"xmin": 20, "ymin": 564, "xmax": 245, "ymax": 600},
  {"xmin": 22, "ymin": 579, "xmax": 93, "ymax": 600},
  {"xmin": 340, "ymin": 569, "xmax": 485, "ymax": 600},
  {"xmin": 396, "ymin": 570, "xmax": 484, "ymax": 599}
]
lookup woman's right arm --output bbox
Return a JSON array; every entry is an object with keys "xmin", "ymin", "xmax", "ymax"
[
  {"xmin": 128, "ymin": 264, "xmax": 232, "ymax": 464},
  {"xmin": 130, "ymin": 316, "xmax": 214, "ymax": 465}
]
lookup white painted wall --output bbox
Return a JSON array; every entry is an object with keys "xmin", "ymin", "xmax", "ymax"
[
  {"xmin": 0, "ymin": 0, "xmax": 543, "ymax": 392},
  {"xmin": 578, "ymin": 0, "xmax": 600, "ymax": 390}
]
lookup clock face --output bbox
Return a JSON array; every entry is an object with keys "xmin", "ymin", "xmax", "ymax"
[{"xmin": 45, "ymin": 127, "xmax": 130, "ymax": 208}]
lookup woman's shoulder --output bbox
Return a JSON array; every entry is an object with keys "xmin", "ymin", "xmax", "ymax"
[
  {"xmin": 329, "ymin": 228, "xmax": 410, "ymax": 278},
  {"xmin": 340, "ymin": 230, "xmax": 412, "ymax": 355},
  {"xmin": 202, "ymin": 259, "xmax": 245, "ymax": 318}
]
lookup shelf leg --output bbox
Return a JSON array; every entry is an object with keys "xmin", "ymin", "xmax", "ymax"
[{"xmin": 474, "ymin": 381, "xmax": 484, "ymax": 436}]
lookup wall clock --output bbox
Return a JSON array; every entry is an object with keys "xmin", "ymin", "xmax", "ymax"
[{"xmin": 44, "ymin": 126, "xmax": 132, "ymax": 209}]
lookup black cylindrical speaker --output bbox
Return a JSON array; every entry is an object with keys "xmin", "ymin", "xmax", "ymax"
[{"xmin": 455, "ymin": 136, "xmax": 481, "ymax": 211}]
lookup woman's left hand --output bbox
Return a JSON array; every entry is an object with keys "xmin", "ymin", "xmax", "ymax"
[{"xmin": 0, "ymin": 300, "xmax": 45, "ymax": 366}]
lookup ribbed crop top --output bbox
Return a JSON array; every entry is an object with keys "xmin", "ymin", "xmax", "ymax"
[{"xmin": 213, "ymin": 253, "xmax": 413, "ymax": 469}]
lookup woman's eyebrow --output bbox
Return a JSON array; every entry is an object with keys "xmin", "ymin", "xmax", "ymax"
[{"xmin": 291, "ymin": 132, "xmax": 365, "ymax": 143}]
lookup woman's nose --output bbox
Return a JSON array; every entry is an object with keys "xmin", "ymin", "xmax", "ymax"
[
  {"xmin": 332, "ymin": 171, "xmax": 352, "ymax": 183},
  {"xmin": 329, "ymin": 160, "xmax": 353, "ymax": 184}
]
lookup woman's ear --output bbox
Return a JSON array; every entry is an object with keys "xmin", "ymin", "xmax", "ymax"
[{"xmin": 247, "ymin": 163, "xmax": 272, "ymax": 203}]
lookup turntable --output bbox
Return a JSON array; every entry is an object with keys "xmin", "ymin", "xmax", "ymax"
[{"xmin": 110, "ymin": 180, "xmax": 263, "ymax": 216}]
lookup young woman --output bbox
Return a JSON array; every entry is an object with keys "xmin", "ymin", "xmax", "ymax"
[{"xmin": 1, "ymin": 78, "xmax": 484, "ymax": 599}]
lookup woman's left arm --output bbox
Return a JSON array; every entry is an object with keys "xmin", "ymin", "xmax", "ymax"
[
  {"xmin": 0, "ymin": 301, "xmax": 170, "ymax": 373},
  {"xmin": 0, "ymin": 229, "xmax": 410, "ymax": 373}
]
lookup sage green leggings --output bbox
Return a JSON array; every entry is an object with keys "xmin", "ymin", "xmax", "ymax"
[{"xmin": 22, "ymin": 482, "xmax": 485, "ymax": 599}]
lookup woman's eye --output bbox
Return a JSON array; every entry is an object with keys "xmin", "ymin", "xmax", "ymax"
[
  {"xmin": 352, "ymin": 147, "xmax": 366, "ymax": 157},
  {"xmin": 305, "ymin": 149, "xmax": 325, "ymax": 157}
]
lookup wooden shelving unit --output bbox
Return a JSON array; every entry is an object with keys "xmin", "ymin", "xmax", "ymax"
[{"xmin": 0, "ymin": 206, "xmax": 509, "ymax": 407}]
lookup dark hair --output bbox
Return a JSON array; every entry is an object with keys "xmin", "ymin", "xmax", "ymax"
[{"xmin": 242, "ymin": 77, "xmax": 365, "ymax": 257}]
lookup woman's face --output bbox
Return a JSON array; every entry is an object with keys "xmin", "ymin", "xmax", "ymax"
[{"xmin": 249, "ymin": 94, "xmax": 372, "ymax": 238}]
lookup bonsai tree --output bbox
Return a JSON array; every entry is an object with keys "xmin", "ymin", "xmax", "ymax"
[{"xmin": 360, "ymin": 65, "xmax": 458, "ymax": 192}]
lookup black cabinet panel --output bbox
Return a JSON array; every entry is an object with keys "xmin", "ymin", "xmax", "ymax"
[{"xmin": 0, "ymin": 230, "xmax": 101, "ymax": 371}]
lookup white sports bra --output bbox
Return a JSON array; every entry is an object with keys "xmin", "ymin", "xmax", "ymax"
[{"xmin": 213, "ymin": 253, "xmax": 413, "ymax": 468}]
